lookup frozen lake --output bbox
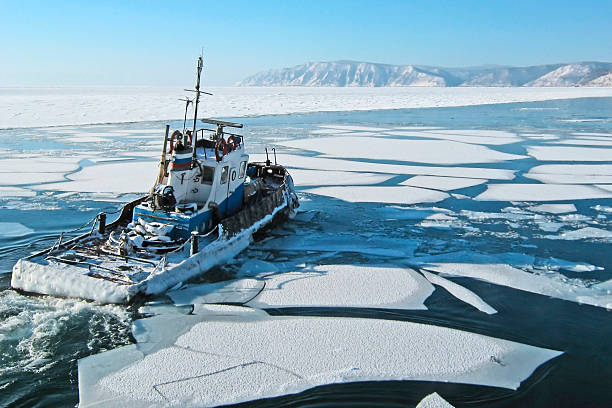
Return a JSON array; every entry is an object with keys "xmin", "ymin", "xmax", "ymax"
[{"xmin": 0, "ymin": 95, "xmax": 611, "ymax": 407}]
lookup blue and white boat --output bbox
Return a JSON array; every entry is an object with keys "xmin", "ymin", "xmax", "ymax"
[{"xmin": 11, "ymin": 57, "xmax": 299, "ymax": 304}]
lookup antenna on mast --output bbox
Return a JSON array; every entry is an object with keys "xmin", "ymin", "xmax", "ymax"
[
  {"xmin": 190, "ymin": 55, "xmax": 204, "ymax": 167},
  {"xmin": 178, "ymin": 97, "xmax": 192, "ymax": 134}
]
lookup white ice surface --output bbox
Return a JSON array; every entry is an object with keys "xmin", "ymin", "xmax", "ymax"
[
  {"xmin": 416, "ymin": 392, "xmax": 455, "ymax": 408},
  {"xmin": 82, "ymin": 311, "xmax": 562, "ymax": 407},
  {"xmin": 388, "ymin": 130, "xmax": 521, "ymax": 146},
  {"xmin": 167, "ymin": 279, "xmax": 265, "ymax": 305},
  {"xmin": 5, "ymin": 86, "xmax": 612, "ymax": 128},
  {"xmin": 401, "ymin": 176, "xmax": 487, "ymax": 191},
  {"xmin": 43, "ymin": 160, "xmax": 157, "ymax": 194},
  {"xmin": 0, "ymin": 187, "xmax": 36, "ymax": 197},
  {"xmin": 543, "ymin": 227, "xmax": 612, "ymax": 241},
  {"xmin": 411, "ymin": 252, "xmax": 612, "ymax": 309},
  {"xmin": 280, "ymin": 136, "xmax": 525, "ymax": 165},
  {"xmin": 0, "ymin": 222, "xmax": 34, "ymax": 237},
  {"xmin": 476, "ymin": 184, "xmax": 612, "ymax": 202},
  {"xmin": 304, "ymin": 185, "xmax": 449, "ymax": 204},
  {"xmin": 255, "ymin": 154, "xmax": 516, "ymax": 180},
  {"xmin": 247, "ymin": 264, "xmax": 434, "ymax": 310},
  {"xmin": 528, "ymin": 146, "xmax": 612, "ymax": 162},
  {"xmin": 527, "ymin": 204, "xmax": 577, "ymax": 214},
  {"xmin": 421, "ymin": 270, "xmax": 497, "ymax": 314},
  {"xmin": 525, "ymin": 164, "xmax": 612, "ymax": 184},
  {"xmin": 288, "ymin": 169, "xmax": 391, "ymax": 186}
]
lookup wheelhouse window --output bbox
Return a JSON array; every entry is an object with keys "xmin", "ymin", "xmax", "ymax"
[
  {"xmin": 201, "ymin": 166, "xmax": 215, "ymax": 184},
  {"xmin": 220, "ymin": 166, "xmax": 229, "ymax": 184},
  {"xmin": 238, "ymin": 161, "xmax": 246, "ymax": 178}
]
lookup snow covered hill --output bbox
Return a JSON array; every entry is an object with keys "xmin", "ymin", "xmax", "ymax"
[{"xmin": 237, "ymin": 61, "xmax": 612, "ymax": 87}]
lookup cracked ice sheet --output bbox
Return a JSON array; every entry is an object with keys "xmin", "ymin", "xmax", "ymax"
[
  {"xmin": 38, "ymin": 160, "xmax": 157, "ymax": 194},
  {"xmin": 279, "ymin": 137, "xmax": 525, "ymax": 165},
  {"xmin": 525, "ymin": 164, "xmax": 612, "ymax": 184},
  {"xmin": 289, "ymin": 169, "xmax": 391, "ymax": 186},
  {"xmin": 417, "ymin": 392, "xmax": 455, "ymax": 408},
  {"xmin": 401, "ymin": 176, "xmax": 487, "ymax": 191},
  {"xmin": 304, "ymin": 185, "xmax": 449, "ymax": 204},
  {"xmin": 421, "ymin": 270, "xmax": 497, "ymax": 315},
  {"xmin": 167, "ymin": 279, "xmax": 264, "ymax": 305},
  {"xmin": 84, "ymin": 310, "xmax": 562, "ymax": 407},
  {"xmin": 410, "ymin": 252, "xmax": 612, "ymax": 309},
  {"xmin": 252, "ymin": 153, "xmax": 516, "ymax": 180},
  {"xmin": 476, "ymin": 184, "xmax": 612, "ymax": 202},
  {"xmin": 0, "ymin": 187, "xmax": 36, "ymax": 197},
  {"xmin": 386, "ymin": 130, "xmax": 521, "ymax": 146},
  {"xmin": 528, "ymin": 146, "xmax": 612, "ymax": 162},
  {"xmin": 246, "ymin": 265, "xmax": 434, "ymax": 310}
]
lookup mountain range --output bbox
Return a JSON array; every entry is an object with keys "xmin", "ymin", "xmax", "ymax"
[{"xmin": 237, "ymin": 61, "xmax": 612, "ymax": 87}]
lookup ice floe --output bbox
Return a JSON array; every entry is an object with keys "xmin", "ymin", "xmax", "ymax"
[
  {"xmin": 525, "ymin": 164, "xmax": 612, "ymax": 184},
  {"xmin": 421, "ymin": 270, "xmax": 497, "ymax": 314},
  {"xmin": 528, "ymin": 146, "xmax": 612, "ymax": 162},
  {"xmin": 167, "ymin": 279, "xmax": 265, "ymax": 305},
  {"xmin": 0, "ymin": 222, "xmax": 34, "ymax": 237},
  {"xmin": 0, "ymin": 187, "xmax": 36, "ymax": 197},
  {"xmin": 416, "ymin": 392, "xmax": 455, "ymax": 408},
  {"xmin": 246, "ymin": 264, "xmax": 434, "ymax": 310},
  {"xmin": 280, "ymin": 136, "xmax": 525, "ymax": 165},
  {"xmin": 304, "ymin": 186, "xmax": 449, "ymax": 204},
  {"xmin": 79, "ymin": 308, "xmax": 562, "ymax": 407},
  {"xmin": 476, "ymin": 184, "xmax": 612, "ymax": 202},
  {"xmin": 288, "ymin": 169, "xmax": 391, "ymax": 186},
  {"xmin": 43, "ymin": 161, "xmax": 157, "ymax": 194},
  {"xmin": 401, "ymin": 176, "xmax": 487, "ymax": 191},
  {"xmin": 410, "ymin": 252, "xmax": 612, "ymax": 309},
  {"xmin": 527, "ymin": 204, "xmax": 577, "ymax": 214},
  {"xmin": 543, "ymin": 227, "xmax": 612, "ymax": 241}
]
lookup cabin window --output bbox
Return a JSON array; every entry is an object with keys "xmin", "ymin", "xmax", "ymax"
[
  {"xmin": 200, "ymin": 166, "xmax": 214, "ymax": 184},
  {"xmin": 220, "ymin": 166, "xmax": 229, "ymax": 184},
  {"xmin": 239, "ymin": 161, "xmax": 246, "ymax": 178}
]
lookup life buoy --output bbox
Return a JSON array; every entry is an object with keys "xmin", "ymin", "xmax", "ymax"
[
  {"xmin": 227, "ymin": 135, "xmax": 239, "ymax": 151},
  {"xmin": 168, "ymin": 130, "xmax": 182, "ymax": 154},
  {"xmin": 215, "ymin": 138, "xmax": 227, "ymax": 162}
]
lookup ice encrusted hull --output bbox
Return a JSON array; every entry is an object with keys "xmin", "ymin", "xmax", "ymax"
[{"xmin": 11, "ymin": 199, "xmax": 290, "ymax": 304}]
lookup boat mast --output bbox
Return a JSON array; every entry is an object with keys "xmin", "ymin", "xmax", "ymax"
[{"xmin": 191, "ymin": 56, "xmax": 203, "ymax": 167}]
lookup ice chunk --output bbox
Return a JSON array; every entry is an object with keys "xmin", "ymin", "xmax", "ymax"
[
  {"xmin": 167, "ymin": 279, "xmax": 265, "ymax": 305},
  {"xmin": 416, "ymin": 392, "xmax": 455, "ymax": 408},
  {"xmin": 476, "ymin": 184, "xmax": 612, "ymax": 202},
  {"xmin": 246, "ymin": 265, "xmax": 434, "ymax": 310},
  {"xmin": 304, "ymin": 186, "xmax": 449, "ymax": 204},
  {"xmin": 527, "ymin": 204, "xmax": 577, "ymax": 214},
  {"xmin": 83, "ymin": 313, "xmax": 562, "ymax": 407},
  {"xmin": 376, "ymin": 206, "xmax": 450, "ymax": 220},
  {"xmin": 0, "ymin": 222, "xmax": 34, "ymax": 237},
  {"xmin": 421, "ymin": 270, "xmax": 497, "ymax": 314},
  {"xmin": 543, "ymin": 227, "xmax": 612, "ymax": 241},
  {"xmin": 401, "ymin": 176, "xmax": 486, "ymax": 191},
  {"xmin": 528, "ymin": 146, "xmax": 612, "ymax": 162},
  {"xmin": 280, "ymin": 136, "xmax": 525, "ymax": 165}
]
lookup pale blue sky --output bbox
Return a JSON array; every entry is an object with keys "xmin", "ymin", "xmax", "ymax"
[{"xmin": 1, "ymin": 0, "xmax": 611, "ymax": 86}]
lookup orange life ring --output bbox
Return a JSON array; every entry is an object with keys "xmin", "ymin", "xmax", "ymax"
[
  {"xmin": 168, "ymin": 130, "xmax": 182, "ymax": 154},
  {"xmin": 227, "ymin": 135, "xmax": 239, "ymax": 151},
  {"xmin": 215, "ymin": 138, "xmax": 227, "ymax": 162}
]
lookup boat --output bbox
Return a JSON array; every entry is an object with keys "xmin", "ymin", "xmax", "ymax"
[{"xmin": 10, "ymin": 57, "xmax": 299, "ymax": 304}]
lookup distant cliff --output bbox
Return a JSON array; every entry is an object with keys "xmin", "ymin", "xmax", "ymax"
[{"xmin": 237, "ymin": 61, "xmax": 612, "ymax": 87}]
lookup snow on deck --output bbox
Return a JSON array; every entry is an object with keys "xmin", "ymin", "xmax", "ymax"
[{"xmin": 78, "ymin": 306, "xmax": 561, "ymax": 407}]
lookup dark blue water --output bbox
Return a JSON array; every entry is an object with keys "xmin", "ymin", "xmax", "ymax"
[{"xmin": 1, "ymin": 97, "xmax": 611, "ymax": 407}]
